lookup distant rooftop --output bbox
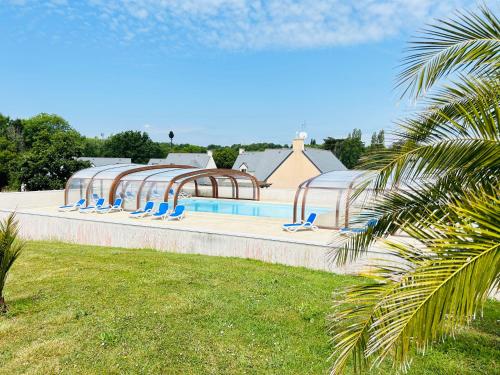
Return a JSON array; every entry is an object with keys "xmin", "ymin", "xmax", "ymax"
[
  {"xmin": 78, "ymin": 157, "xmax": 132, "ymax": 167},
  {"xmin": 149, "ymin": 152, "xmax": 216, "ymax": 169},
  {"xmin": 232, "ymin": 146, "xmax": 346, "ymax": 182}
]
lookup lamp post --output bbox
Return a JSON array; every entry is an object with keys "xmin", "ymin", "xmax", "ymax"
[{"xmin": 168, "ymin": 131, "xmax": 174, "ymax": 150}]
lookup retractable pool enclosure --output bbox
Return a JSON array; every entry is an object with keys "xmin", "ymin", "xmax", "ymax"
[
  {"xmin": 65, "ymin": 164, "xmax": 260, "ymax": 210},
  {"xmin": 293, "ymin": 170, "xmax": 381, "ymax": 229}
]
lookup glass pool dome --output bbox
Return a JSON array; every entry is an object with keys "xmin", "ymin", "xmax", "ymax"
[
  {"xmin": 64, "ymin": 164, "xmax": 260, "ymax": 210},
  {"xmin": 293, "ymin": 170, "xmax": 398, "ymax": 229}
]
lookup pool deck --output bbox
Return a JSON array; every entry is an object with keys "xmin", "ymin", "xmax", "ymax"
[
  {"xmin": 30, "ymin": 206, "xmax": 336, "ymax": 244},
  {"xmin": 0, "ymin": 191, "xmax": 403, "ymax": 274}
]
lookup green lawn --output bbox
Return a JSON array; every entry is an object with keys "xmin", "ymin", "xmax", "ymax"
[{"xmin": 0, "ymin": 242, "xmax": 498, "ymax": 374}]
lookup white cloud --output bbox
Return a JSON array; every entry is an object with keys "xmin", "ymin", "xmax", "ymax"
[{"xmin": 7, "ymin": 0, "xmax": 483, "ymax": 49}]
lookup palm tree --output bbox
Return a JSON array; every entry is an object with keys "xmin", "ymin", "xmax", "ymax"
[
  {"xmin": 329, "ymin": 6, "xmax": 499, "ymax": 374},
  {"xmin": 0, "ymin": 213, "xmax": 24, "ymax": 313}
]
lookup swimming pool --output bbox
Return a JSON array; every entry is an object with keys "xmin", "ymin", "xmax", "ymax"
[{"xmin": 178, "ymin": 198, "xmax": 330, "ymax": 219}]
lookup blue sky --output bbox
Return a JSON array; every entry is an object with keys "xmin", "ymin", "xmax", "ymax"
[{"xmin": 0, "ymin": 1, "xmax": 486, "ymax": 145}]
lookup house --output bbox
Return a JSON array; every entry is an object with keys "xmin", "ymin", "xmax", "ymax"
[
  {"xmin": 148, "ymin": 151, "xmax": 217, "ymax": 169},
  {"xmin": 78, "ymin": 157, "xmax": 132, "ymax": 167},
  {"xmin": 232, "ymin": 133, "xmax": 346, "ymax": 188}
]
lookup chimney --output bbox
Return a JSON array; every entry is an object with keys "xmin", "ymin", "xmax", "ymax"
[
  {"xmin": 207, "ymin": 150, "xmax": 213, "ymax": 157},
  {"xmin": 292, "ymin": 137, "xmax": 305, "ymax": 152},
  {"xmin": 239, "ymin": 148, "xmax": 245, "ymax": 155}
]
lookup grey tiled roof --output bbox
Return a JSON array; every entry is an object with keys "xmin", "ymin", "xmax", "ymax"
[
  {"xmin": 304, "ymin": 148, "xmax": 347, "ymax": 172},
  {"xmin": 78, "ymin": 157, "xmax": 132, "ymax": 167},
  {"xmin": 147, "ymin": 158, "xmax": 166, "ymax": 165},
  {"xmin": 165, "ymin": 153, "xmax": 211, "ymax": 168},
  {"xmin": 232, "ymin": 148, "xmax": 346, "ymax": 181},
  {"xmin": 232, "ymin": 149, "xmax": 293, "ymax": 181}
]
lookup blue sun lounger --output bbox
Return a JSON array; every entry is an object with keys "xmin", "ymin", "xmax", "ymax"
[
  {"xmin": 167, "ymin": 205, "xmax": 185, "ymax": 220},
  {"xmin": 129, "ymin": 201, "xmax": 154, "ymax": 218},
  {"xmin": 79, "ymin": 198, "xmax": 105, "ymax": 213},
  {"xmin": 150, "ymin": 202, "xmax": 169, "ymax": 220},
  {"xmin": 340, "ymin": 218, "xmax": 378, "ymax": 235},
  {"xmin": 96, "ymin": 198, "xmax": 123, "ymax": 214},
  {"xmin": 282, "ymin": 213, "xmax": 319, "ymax": 232},
  {"xmin": 59, "ymin": 198, "xmax": 86, "ymax": 212}
]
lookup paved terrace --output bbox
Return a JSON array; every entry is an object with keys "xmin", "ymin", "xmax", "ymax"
[
  {"xmin": 0, "ymin": 190, "xmax": 402, "ymax": 274},
  {"xmin": 29, "ymin": 206, "xmax": 336, "ymax": 244}
]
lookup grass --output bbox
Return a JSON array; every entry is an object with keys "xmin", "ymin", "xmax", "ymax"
[{"xmin": 0, "ymin": 241, "xmax": 498, "ymax": 374}]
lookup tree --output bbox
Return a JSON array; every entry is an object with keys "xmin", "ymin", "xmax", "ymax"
[
  {"xmin": 83, "ymin": 137, "xmax": 106, "ymax": 157},
  {"xmin": 323, "ymin": 137, "xmax": 344, "ymax": 156},
  {"xmin": 230, "ymin": 142, "xmax": 285, "ymax": 152},
  {"xmin": 213, "ymin": 147, "xmax": 238, "ymax": 169},
  {"xmin": 158, "ymin": 143, "xmax": 206, "ymax": 156},
  {"xmin": 370, "ymin": 132, "xmax": 377, "ymax": 147},
  {"xmin": 369, "ymin": 130, "xmax": 385, "ymax": 148},
  {"xmin": 22, "ymin": 113, "xmax": 72, "ymax": 149},
  {"xmin": 323, "ymin": 129, "xmax": 365, "ymax": 169},
  {"xmin": 339, "ymin": 129, "xmax": 365, "ymax": 169},
  {"xmin": 15, "ymin": 114, "xmax": 89, "ymax": 191},
  {"xmin": 329, "ymin": 6, "xmax": 499, "ymax": 374},
  {"xmin": 0, "ymin": 213, "xmax": 24, "ymax": 313},
  {"xmin": 104, "ymin": 131, "xmax": 162, "ymax": 163},
  {"xmin": 377, "ymin": 129, "xmax": 384, "ymax": 146},
  {"xmin": 365, "ymin": 130, "xmax": 388, "ymax": 169},
  {"xmin": 0, "ymin": 115, "xmax": 23, "ymax": 190}
]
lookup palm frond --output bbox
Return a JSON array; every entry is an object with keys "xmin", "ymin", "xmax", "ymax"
[
  {"xmin": 366, "ymin": 192, "xmax": 500, "ymax": 368},
  {"xmin": 0, "ymin": 213, "xmax": 24, "ymax": 299},
  {"xmin": 398, "ymin": 75, "xmax": 500, "ymax": 143},
  {"xmin": 374, "ymin": 101, "xmax": 498, "ymax": 191},
  {"xmin": 330, "ymin": 243, "xmax": 432, "ymax": 374},
  {"xmin": 330, "ymin": 190, "xmax": 500, "ymax": 372},
  {"xmin": 331, "ymin": 173, "xmax": 495, "ymax": 267},
  {"xmin": 372, "ymin": 138, "xmax": 499, "ymax": 191},
  {"xmin": 397, "ymin": 5, "xmax": 500, "ymax": 99},
  {"xmin": 330, "ymin": 5, "xmax": 500, "ymax": 374},
  {"xmin": 360, "ymin": 82, "xmax": 500, "ymax": 177}
]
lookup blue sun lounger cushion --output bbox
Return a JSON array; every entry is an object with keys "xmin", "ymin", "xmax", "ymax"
[
  {"xmin": 167, "ymin": 205, "xmax": 185, "ymax": 220},
  {"xmin": 96, "ymin": 198, "xmax": 123, "ymax": 214},
  {"xmin": 129, "ymin": 201, "xmax": 154, "ymax": 218},
  {"xmin": 151, "ymin": 202, "xmax": 169, "ymax": 220},
  {"xmin": 59, "ymin": 198, "xmax": 86, "ymax": 212},
  {"xmin": 79, "ymin": 198, "xmax": 105, "ymax": 213},
  {"xmin": 340, "ymin": 218, "xmax": 378, "ymax": 235},
  {"xmin": 282, "ymin": 213, "xmax": 318, "ymax": 232}
]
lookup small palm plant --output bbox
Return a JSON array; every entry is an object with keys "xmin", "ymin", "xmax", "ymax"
[
  {"xmin": 0, "ymin": 213, "xmax": 24, "ymax": 313},
  {"xmin": 329, "ymin": 5, "xmax": 499, "ymax": 374}
]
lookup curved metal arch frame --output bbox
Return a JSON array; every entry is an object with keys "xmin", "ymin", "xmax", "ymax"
[
  {"xmin": 64, "ymin": 164, "xmax": 136, "ymax": 205},
  {"xmin": 180, "ymin": 174, "xmax": 238, "ymax": 200},
  {"xmin": 163, "ymin": 169, "xmax": 260, "ymax": 206},
  {"xmin": 169, "ymin": 174, "xmax": 229, "ymax": 207},
  {"xmin": 171, "ymin": 173, "xmax": 257, "ymax": 208},
  {"xmin": 292, "ymin": 172, "xmax": 365, "ymax": 230},
  {"xmin": 133, "ymin": 167, "xmax": 189, "ymax": 209},
  {"xmin": 108, "ymin": 164, "xmax": 196, "ymax": 204}
]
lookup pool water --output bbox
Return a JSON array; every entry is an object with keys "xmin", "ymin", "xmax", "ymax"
[{"xmin": 178, "ymin": 198, "xmax": 329, "ymax": 219}]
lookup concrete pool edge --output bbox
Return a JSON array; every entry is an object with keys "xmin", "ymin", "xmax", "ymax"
[{"xmin": 0, "ymin": 208, "xmax": 392, "ymax": 274}]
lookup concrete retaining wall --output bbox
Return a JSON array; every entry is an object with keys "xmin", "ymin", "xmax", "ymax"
[{"xmin": 0, "ymin": 208, "xmax": 384, "ymax": 274}]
